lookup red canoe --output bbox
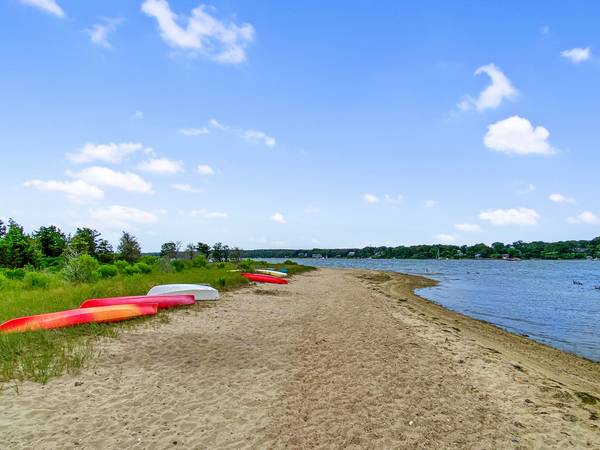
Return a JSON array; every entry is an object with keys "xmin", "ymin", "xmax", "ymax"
[
  {"xmin": 0, "ymin": 304, "xmax": 158, "ymax": 334},
  {"xmin": 241, "ymin": 273, "xmax": 289, "ymax": 284},
  {"xmin": 80, "ymin": 295, "xmax": 195, "ymax": 310}
]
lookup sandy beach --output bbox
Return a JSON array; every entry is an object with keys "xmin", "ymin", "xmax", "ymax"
[{"xmin": 1, "ymin": 268, "xmax": 599, "ymax": 449}]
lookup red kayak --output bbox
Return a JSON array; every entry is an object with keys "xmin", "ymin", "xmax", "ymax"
[
  {"xmin": 80, "ymin": 295, "xmax": 195, "ymax": 310},
  {"xmin": 241, "ymin": 273, "xmax": 288, "ymax": 284},
  {"xmin": 0, "ymin": 304, "xmax": 158, "ymax": 334}
]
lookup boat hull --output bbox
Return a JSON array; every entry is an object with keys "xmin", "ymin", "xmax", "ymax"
[
  {"xmin": 241, "ymin": 273, "xmax": 289, "ymax": 284},
  {"xmin": 256, "ymin": 269, "xmax": 288, "ymax": 278},
  {"xmin": 147, "ymin": 284, "xmax": 220, "ymax": 301},
  {"xmin": 80, "ymin": 295, "xmax": 195, "ymax": 309}
]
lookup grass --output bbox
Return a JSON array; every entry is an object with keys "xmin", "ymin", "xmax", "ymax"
[{"xmin": 0, "ymin": 260, "xmax": 314, "ymax": 384}]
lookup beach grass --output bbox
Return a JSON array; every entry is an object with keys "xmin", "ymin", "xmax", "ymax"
[{"xmin": 0, "ymin": 261, "xmax": 314, "ymax": 384}]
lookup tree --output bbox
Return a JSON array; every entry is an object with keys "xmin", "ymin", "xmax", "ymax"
[
  {"xmin": 230, "ymin": 247, "xmax": 242, "ymax": 263},
  {"xmin": 117, "ymin": 231, "xmax": 141, "ymax": 263},
  {"xmin": 185, "ymin": 243, "xmax": 196, "ymax": 260},
  {"xmin": 70, "ymin": 227, "xmax": 101, "ymax": 257},
  {"xmin": 34, "ymin": 225, "xmax": 67, "ymax": 257},
  {"xmin": 160, "ymin": 242, "xmax": 178, "ymax": 259},
  {"xmin": 96, "ymin": 239, "xmax": 115, "ymax": 263},
  {"xmin": 211, "ymin": 242, "xmax": 224, "ymax": 262},
  {"xmin": 0, "ymin": 219, "xmax": 6, "ymax": 238},
  {"xmin": 0, "ymin": 219, "xmax": 38, "ymax": 268},
  {"xmin": 196, "ymin": 242, "xmax": 210, "ymax": 258},
  {"xmin": 222, "ymin": 244, "xmax": 230, "ymax": 262}
]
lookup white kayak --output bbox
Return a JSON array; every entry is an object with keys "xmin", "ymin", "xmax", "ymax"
[
  {"xmin": 147, "ymin": 284, "xmax": 219, "ymax": 301},
  {"xmin": 256, "ymin": 269, "xmax": 288, "ymax": 278}
]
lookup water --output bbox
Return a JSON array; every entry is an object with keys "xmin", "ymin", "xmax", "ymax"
[{"xmin": 266, "ymin": 258, "xmax": 600, "ymax": 362}]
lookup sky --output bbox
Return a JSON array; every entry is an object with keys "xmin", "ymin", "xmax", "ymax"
[{"xmin": 1, "ymin": 0, "xmax": 600, "ymax": 250}]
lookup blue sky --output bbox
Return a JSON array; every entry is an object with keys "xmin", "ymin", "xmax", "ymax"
[{"xmin": 2, "ymin": 0, "xmax": 600, "ymax": 250}]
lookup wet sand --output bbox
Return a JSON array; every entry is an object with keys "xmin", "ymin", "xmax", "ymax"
[{"xmin": 1, "ymin": 268, "xmax": 599, "ymax": 449}]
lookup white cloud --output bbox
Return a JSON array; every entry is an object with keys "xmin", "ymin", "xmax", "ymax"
[
  {"xmin": 24, "ymin": 179, "xmax": 103, "ymax": 203},
  {"xmin": 436, "ymin": 234, "xmax": 456, "ymax": 244},
  {"xmin": 69, "ymin": 166, "xmax": 153, "ymax": 193},
  {"xmin": 85, "ymin": 17, "xmax": 122, "ymax": 49},
  {"xmin": 549, "ymin": 193, "xmax": 575, "ymax": 204},
  {"xmin": 384, "ymin": 194, "xmax": 404, "ymax": 204},
  {"xmin": 197, "ymin": 164, "xmax": 215, "ymax": 176},
  {"xmin": 138, "ymin": 157, "xmax": 184, "ymax": 175},
  {"xmin": 132, "ymin": 110, "xmax": 144, "ymax": 120},
  {"xmin": 484, "ymin": 116, "xmax": 554, "ymax": 156},
  {"xmin": 209, "ymin": 118, "xmax": 226, "ymax": 130},
  {"xmin": 567, "ymin": 211, "xmax": 600, "ymax": 225},
  {"xmin": 455, "ymin": 223, "xmax": 482, "ymax": 232},
  {"xmin": 20, "ymin": 0, "xmax": 64, "ymax": 17},
  {"xmin": 363, "ymin": 193, "xmax": 380, "ymax": 204},
  {"xmin": 271, "ymin": 212, "xmax": 286, "ymax": 224},
  {"xmin": 425, "ymin": 200, "xmax": 437, "ymax": 208},
  {"xmin": 561, "ymin": 47, "xmax": 591, "ymax": 64},
  {"xmin": 243, "ymin": 130, "xmax": 276, "ymax": 148},
  {"xmin": 458, "ymin": 64, "xmax": 517, "ymax": 111},
  {"xmin": 67, "ymin": 142, "xmax": 146, "ymax": 164},
  {"xmin": 179, "ymin": 127, "xmax": 209, "ymax": 136},
  {"xmin": 172, "ymin": 183, "xmax": 201, "ymax": 193},
  {"xmin": 89, "ymin": 205, "xmax": 158, "ymax": 230},
  {"xmin": 479, "ymin": 207, "xmax": 539, "ymax": 226},
  {"xmin": 190, "ymin": 209, "xmax": 227, "ymax": 219},
  {"xmin": 141, "ymin": 0, "xmax": 254, "ymax": 63}
]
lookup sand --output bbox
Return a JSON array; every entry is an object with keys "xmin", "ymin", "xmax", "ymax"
[{"xmin": 1, "ymin": 268, "xmax": 599, "ymax": 449}]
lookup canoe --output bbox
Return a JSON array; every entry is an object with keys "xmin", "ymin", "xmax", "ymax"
[
  {"xmin": 0, "ymin": 304, "xmax": 158, "ymax": 334},
  {"xmin": 241, "ymin": 273, "xmax": 288, "ymax": 285},
  {"xmin": 147, "ymin": 284, "xmax": 219, "ymax": 301},
  {"xmin": 256, "ymin": 269, "xmax": 288, "ymax": 278},
  {"xmin": 80, "ymin": 295, "xmax": 195, "ymax": 310}
]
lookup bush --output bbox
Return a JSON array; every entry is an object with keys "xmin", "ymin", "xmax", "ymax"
[
  {"xmin": 192, "ymin": 255, "xmax": 208, "ymax": 268},
  {"xmin": 39, "ymin": 256, "xmax": 64, "ymax": 270},
  {"xmin": 283, "ymin": 260, "xmax": 297, "ymax": 265},
  {"xmin": 138, "ymin": 255, "xmax": 159, "ymax": 266},
  {"xmin": 113, "ymin": 260, "xmax": 129, "ymax": 273},
  {"xmin": 217, "ymin": 277, "xmax": 226, "ymax": 288},
  {"xmin": 23, "ymin": 272, "xmax": 51, "ymax": 288},
  {"xmin": 4, "ymin": 268, "xmax": 26, "ymax": 280},
  {"xmin": 62, "ymin": 254, "xmax": 99, "ymax": 283},
  {"xmin": 157, "ymin": 256, "xmax": 174, "ymax": 273},
  {"xmin": 239, "ymin": 260, "xmax": 253, "ymax": 271},
  {"xmin": 172, "ymin": 260, "xmax": 186, "ymax": 272},
  {"xmin": 216, "ymin": 262, "xmax": 225, "ymax": 269},
  {"xmin": 0, "ymin": 272, "xmax": 7, "ymax": 288},
  {"xmin": 123, "ymin": 265, "xmax": 141, "ymax": 276},
  {"xmin": 134, "ymin": 262, "xmax": 152, "ymax": 274},
  {"xmin": 96, "ymin": 264, "xmax": 118, "ymax": 279}
]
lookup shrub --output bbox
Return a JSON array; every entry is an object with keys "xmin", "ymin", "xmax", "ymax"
[
  {"xmin": 96, "ymin": 264, "xmax": 118, "ymax": 279},
  {"xmin": 62, "ymin": 254, "xmax": 99, "ymax": 283},
  {"xmin": 123, "ymin": 265, "xmax": 141, "ymax": 276},
  {"xmin": 216, "ymin": 262, "xmax": 225, "ymax": 269},
  {"xmin": 217, "ymin": 277, "xmax": 226, "ymax": 288},
  {"xmin": 171, "ymin": 260, "xmax": 186, "ymax": 272},
  {"xmin": 239, "ymin": 260, "xmax": 253, "ymax": 271},
  {"xmin": 0, "ymin": 272, "xmax": 7, "ymax": 288},
  {"xmin": 138, "ymin": 255, "xmax": 159, "ymax": 266},
  {"xmin": 4, "ymin": 268, "xmax": 26, "ymax": 280},
  {"xmin": 283, "ymin": 260, "xmax": 297, "ymax": 265},
  {"xmin": 23, "ymin": 272, "xmax": 51, "ymax": 288},
  {"xmin": 134, "ymin": 262, "xmax": 152, "ymax": 274},
  {"xmin": 113, "ymin": 260, "xmax": 129, "ymax": 272},
  {"xmin": 39, "ymin": 256, "xmax": 64, "ymax": 270},
  {"xmin": 158, "ymin": 256, "xmax": 174, "ymax": 273},
  {"xmin": 192, "ymin": 255, "xmax": 208, "ymax": 268}
]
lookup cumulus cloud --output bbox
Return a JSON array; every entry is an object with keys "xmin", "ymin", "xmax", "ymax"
[
  {"xmin": 69, "ymin": 166, "xmax": 153, "ymax": 193},
  {"xmin": 384, "ymin": 194, "xmax": 404, "ymax": 204},
  {"xmin": 243, "ymin": 130, "xmax": 276, "ymax": 148},
  {"xmin": 24, "ymin": 179, "xmax": 103, "ymax": 203},
  {"xmin": 197, "ymin": 164, "xmax": 215, "ymax": 176},
  {"xmin": 484, "ymin": 116, "xmax": 554, "ymax": 156},
  {"xmin": 172, "ymin": 183, "xmax": 201, "ymax": 193},
  {"xmin": 209, "ymin": 118, "xmax": 226, "ymax": 130},
  {"xmin": 190, "ymin": 209, "xmax": 227, "ymax": 219},
  {"xmin": 549, "ymin": 193, "xmax": 575, "ymax": 204},
  {"xmin": 561, "ymin": 47, "xmax": 591, "ymax": 64},
  {"xmin": 454, "ymin": 223, "xmax": 482, "ymax": 232},
  {"xmin": 141, "ymin": 0, "xmax": 254, "ymax": 63},
  {"xmin": 271, "ymin": 212, "xmax": 286, "ymax": 224},
  {"xmin": 479, "ymin": 207, "xmax": 539, "ymax": 226},
  {"xmin": 85, "ymin": 17, "xmax": 122, "ymax": 49},
  {"xmin": 20, "ymin": 0, "xmax": 64, "ymax": 17},
  {"xmin": 436, "ymin": 234, "xmax": 456, "ymax": 244},
  {"xmin": 67, "ymin": 142, "xmax": 146, "ymax": 164},
  {"xmin": 458, "ymin": 64, "xmax": 517, "ymax": 111},
  {"xmin": 567, "ymin": 211, "xmax": 600, "ymax": 225},
  {"xmin": 179, "ymin": 127, "xmax": 209, "ymax": 136},
  {"xmin": 89, "ymin": 205, "xmax": 158, "ymax": 230},
  {"xmin": 138, "ymin": 157, "xmax": 184, "ymax": 175},
  {"xmin": 363, "ymin": 193, "xmax": 379, "ymax": 204}
]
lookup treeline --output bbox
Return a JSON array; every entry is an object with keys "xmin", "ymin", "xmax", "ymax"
[{"xmin": 243, "ymin": 238, "xmax": 600, "ymax": 260}]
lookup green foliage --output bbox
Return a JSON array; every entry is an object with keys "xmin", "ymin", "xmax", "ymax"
[
  {"xmin": 138, "ymin": 255, "xmax": 158, "ymax": 266},
  {"xmin": 192, "ymin": 255, "xmax": 208, "ymax": 268},
  {"xmin": 157, "ymin": 256, "xmax": 174, "ymax": 273},
  {"xmin": 217, "ymin": 277, "xmax": 226, "ymax": 288},
  {"xmin": 133, "ymin": 262, "xmax": 152, "ymax": 274},
  {"xmin": 0, "ymin": 220, "xmax": 39, "ymax": 268},
  {"xmin": 117, "ymin": 231, "xmax": 141, "ymax": 263},
  {"xmin": 160, "ymin": 242, "xmax": 178, "ymax": 259},
  {"xmin": 4, "ymin": 268, "xmax": 26, "ymax": 280},
  {"xmin": 283, "ymin": 260, "xmax": 297, "ymax": 265},
  {"xmin": 96, "ymin": 264, "xmax": 118, "ymax": 279},
  {"xmin": 39, "ymin": 256, "xmax": 64, "ymax": 270},
  {"xmin": 196, "ymin": 242, "xmax": 210, "ymax": 258},
  {"xmin": 23, "ymin": 272, "xmax": 51, "ymax": 289},
  {"xmin": 113, "ymin": 260, "xmax": 129, "ymax": 272},
  {"xmin": 70, "ymin": 228, "xmax": 101, "ymax": 257},
  {"xmin": 62, "ymin": 254, "xmax": 99, "ymax": 283},
  {"xmin": 33, "ymin": 225, "xmax": 67, "ymax": 258},
  {"xmin": 123, "ymin": 265, "xmax": 141, "ymax": 276},
  {"xmin": 171, "ymin": 259, "xmax": 187, "ymax": 272},
  {"xmin": 96, "ymin": 239, "xmax": 114, "ymax": 264},
  {"xmin": 239, "ymin": 260, "xmax": 253, "ymax": 271}
]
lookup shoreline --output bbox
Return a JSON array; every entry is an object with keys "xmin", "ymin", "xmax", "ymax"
[{"xmin": 1, "ymin": 267, "xmax": 599, "ymax": 448}]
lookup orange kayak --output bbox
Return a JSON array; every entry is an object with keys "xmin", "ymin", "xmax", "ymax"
[
  {"xmin": 241, "ymin": 273, "xmax": 288, "ymax": 284},
  {"xmin": 0, "ymin": 304, "xmax": 158, "ymax": 334},
  {"xmin": 80, "ymin": 295, "xmax": 195, "ymax": 309}
]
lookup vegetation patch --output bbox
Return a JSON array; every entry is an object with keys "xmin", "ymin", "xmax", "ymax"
[{"xmin": 575, "ymin": 391, "xmax": 599, "ymax": 405}]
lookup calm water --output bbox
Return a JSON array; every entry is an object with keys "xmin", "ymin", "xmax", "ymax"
[{"xmin": 266, "ymin": 258, "xmax": 600, "ymax": 362}]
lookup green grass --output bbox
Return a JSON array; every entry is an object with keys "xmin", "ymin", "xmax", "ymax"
[{"xmin": 0, "ymin": 261, "xmax": 314, "ymax": 384}]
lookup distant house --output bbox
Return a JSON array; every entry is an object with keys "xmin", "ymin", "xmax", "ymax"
[{"xmin": 347, "ymin": 251, "xmax": 356, "ymax": 257}]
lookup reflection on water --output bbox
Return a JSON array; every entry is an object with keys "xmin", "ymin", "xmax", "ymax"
[{"xmin": 266, "ymin": 258, "xmax": 600, "ymax": 362}]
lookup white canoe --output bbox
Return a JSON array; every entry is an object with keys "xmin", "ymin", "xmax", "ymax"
[
  {"xmin": 147, "ymin": 284, "xmax": 219, "ymax": 301},
  {"xmin": 256, "ymin": 269, "xmax": 288, "ymax": 278}
]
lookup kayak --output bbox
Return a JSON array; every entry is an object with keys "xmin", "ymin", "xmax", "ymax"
[
  {"xmin": 241, "ymin": 273, "xmax": 288, "ymax": 285},
  {"xmin": 80, "ymin": 295, "xmax": 195, "ymax": 310},
  {"xmin": 0, "ymin": 304, "xmax": 158, "ymax": 334},
  {"xmin": 147, "ymin": 284, "xmax": 219, "ymax": 301},
  {"xmin": 256, "ymin": 269, "xmax": 288, "ymax": 278}
]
